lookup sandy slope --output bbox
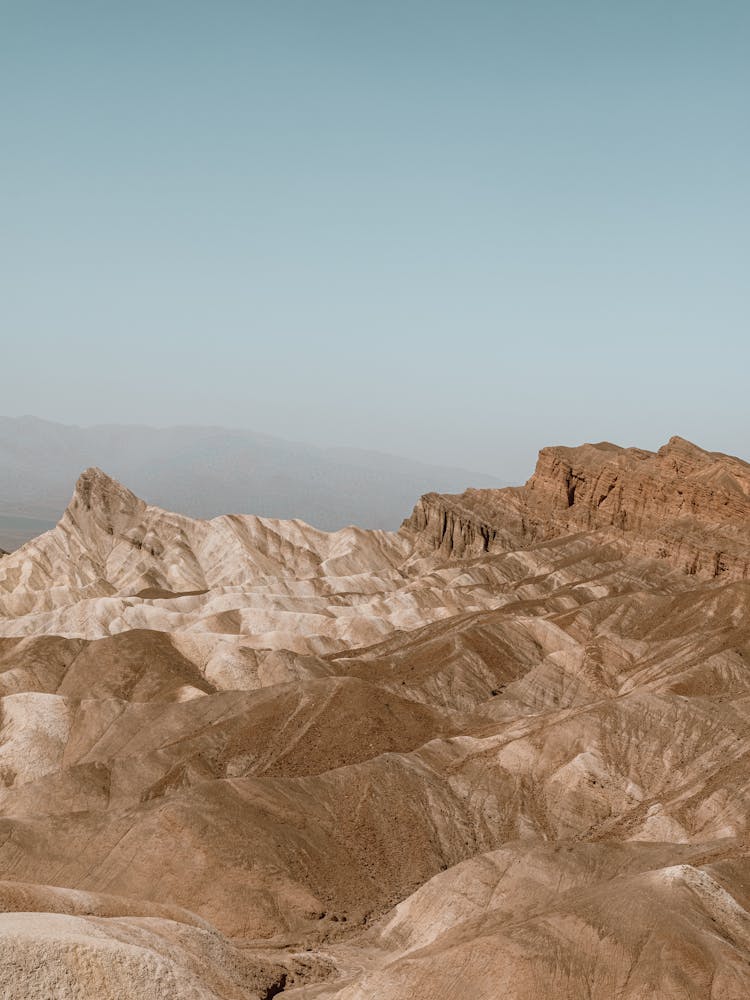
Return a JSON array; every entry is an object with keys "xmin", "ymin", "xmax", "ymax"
[{"xmin": 0, "ymin": 437, "xmax": 748, "ymax": 998}]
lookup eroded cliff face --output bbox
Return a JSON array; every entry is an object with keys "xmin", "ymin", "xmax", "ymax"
[
  {"xmin": 404, "ymin": 436, "xmax": 750, "ymax": 580},
  {"xmin": 404, "ymin": 488, "xmax": 526, "ymax": 559}
]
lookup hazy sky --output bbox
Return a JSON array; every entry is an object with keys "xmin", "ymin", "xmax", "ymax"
[{"xmin": 2, "ymin": 1, "xmax": 748, "ymax": 482}]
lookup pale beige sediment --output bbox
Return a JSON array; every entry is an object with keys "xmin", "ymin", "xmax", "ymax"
[{"xmin": 0, "ymin": 437, "xmax": 748, "ymax": 998}]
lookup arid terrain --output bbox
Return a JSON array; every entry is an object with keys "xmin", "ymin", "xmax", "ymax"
[{"xmin": 0, "ymin": 434, "xmax": 749, "ymax": 998}]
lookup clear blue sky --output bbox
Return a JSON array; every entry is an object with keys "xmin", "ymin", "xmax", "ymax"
[{"xmin": 2, "ymin": 1, "xmax": 748, "ymax": 481}]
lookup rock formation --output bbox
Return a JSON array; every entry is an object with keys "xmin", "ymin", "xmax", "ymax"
[
  {"xmin": 404, "ymin": 435, "xmax": 750, "ymax": 579},
  {"xmin": 0, "ymin": 437, "xmax": 748, "ymax": 998}
]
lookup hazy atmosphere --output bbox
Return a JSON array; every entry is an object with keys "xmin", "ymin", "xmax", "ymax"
[{"xmin": 3, "ymin": 1, "xmax": 748, "ymax": 481}]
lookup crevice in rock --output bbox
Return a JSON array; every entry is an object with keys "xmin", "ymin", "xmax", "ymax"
[{"xmin": 260, "ymin": 973, "xmax": 288, "ymax": 999}]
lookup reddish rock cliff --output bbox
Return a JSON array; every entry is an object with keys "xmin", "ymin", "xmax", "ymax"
[{"xmin": 404, "ymin": 437, "xmax": 750, "ymax": 580}]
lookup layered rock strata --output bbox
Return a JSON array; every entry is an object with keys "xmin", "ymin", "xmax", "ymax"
[{"xmin": 404, "ymin": 436, "xmax": 750, "ymax": 580}]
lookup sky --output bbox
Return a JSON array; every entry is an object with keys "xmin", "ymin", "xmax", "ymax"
[{"xmin": 2, "ymin": 1, "xmax": 748, "ymax": 482}]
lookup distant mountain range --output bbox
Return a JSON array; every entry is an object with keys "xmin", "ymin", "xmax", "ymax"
[{"xmin": 0, "ymin": 416, "xmax": 505, "ymax": 549}]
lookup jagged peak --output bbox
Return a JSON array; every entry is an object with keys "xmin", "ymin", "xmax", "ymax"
[
  {"xmin": 534, "ymin": 436, "xmax": 740, "ymax": 477},
  {"xmin": 665, "ymin": 434, "xmax": 701, "ymax": 448},
  {"xmin": 542, "ymin": 440, "xmax": 624, "ymax": 455},
  {"xmin": 658, "ymin": 435, "xmax": 709, "ymax": 458},
  {"xmin": 69, "ymin": 467, "xmax": 145, "ymax": 522},
  {"xmin": 658, "ymin": 436, "xmax": 750, "ymax": 475}
]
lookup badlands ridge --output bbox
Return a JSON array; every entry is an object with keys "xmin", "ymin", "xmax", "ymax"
[{"xmin": 0, "ymin": 436, "xmax": 749, "ymax": 997}]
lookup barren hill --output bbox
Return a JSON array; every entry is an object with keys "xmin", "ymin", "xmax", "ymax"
[{"xmin": 0, "ymin": 437, "xmax": 749, "ymax": 998}]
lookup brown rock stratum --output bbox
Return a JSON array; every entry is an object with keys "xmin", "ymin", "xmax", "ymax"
[{"xmin": 0, "ymin": 435, "xmax": 749, "ymax": 998}]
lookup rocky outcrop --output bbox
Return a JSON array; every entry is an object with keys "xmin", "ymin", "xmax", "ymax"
[
  {"xmin": 405, "ymin": 436, "xmax": 750, "ymax": 580},
  {"xmin": 403, "ymin": 488, "xmax": 526, "ymax": 558}
]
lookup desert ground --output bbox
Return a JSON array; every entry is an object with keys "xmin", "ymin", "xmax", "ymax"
[{"xmin": 0, "ymin": 434, "xmax": 749, "ymax": 998}]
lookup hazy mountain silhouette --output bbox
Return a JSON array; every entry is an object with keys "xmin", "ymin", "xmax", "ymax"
[{"xmin": 0, "ymin": 416, "xmax": 504, "ymax": 549}]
